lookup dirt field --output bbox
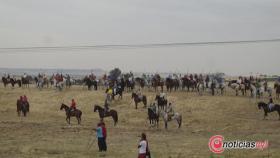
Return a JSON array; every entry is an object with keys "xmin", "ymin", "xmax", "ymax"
[{"xmin": 0, "ymin": 84, "xmax": 280, "ymax": 158}]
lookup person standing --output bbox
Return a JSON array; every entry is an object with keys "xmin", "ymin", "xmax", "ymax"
[
  {"xmin": 101, "ymin": 121, "xmax": 107, "ymax": 152},
  {"xmin": 138, "ymin": 133, "xmax": 150, "ymax": 158},
  {"xmin": 94, "ymin": 123, "xmax": 104, "ymax": 152}
]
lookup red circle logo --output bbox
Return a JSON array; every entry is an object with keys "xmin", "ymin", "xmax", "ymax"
[{"xmin": 209, "ymin": 135, "xmax": 224, "ymax": 154}]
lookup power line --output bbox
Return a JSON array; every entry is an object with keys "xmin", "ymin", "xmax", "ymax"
[{"xmin": 0, "ymin": 38, "xmax": 280, "ymax": 52}]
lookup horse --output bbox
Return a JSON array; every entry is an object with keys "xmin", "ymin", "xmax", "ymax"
[
  {"xmin": 93, "ymin": 105, "xmax": 118, "ymax": 126},
  {"xmin": 160, "ymin": 109, "xmax": 182, "ymax": 129},
  {"xmin": 125, "ymin": 79, "xmax": 135, "ymax": 92},
  {"xmin": 257, "ymin": 102, "xmax": 280, "ymax": 120},
  {"xmin": 131, "ymin": 92, "xmax": 147, "ymax": 109},
  {"xmin": 155, "ymin": 95, "xmax": 167, "ymax": 110},
  {"xmin": 274, "ymin": 83, "xmax": 280, "ymax": 99},
  {"xmin": 60, "ymin": 104, "xmax": 82, "ymax": 124},
  {"xmin": 2, "ymin": 77, "xmax": 21, "ymax": 88},
  {"xmin": 83, "ymin": 77, "xmax": 98, "ymax": 90},
  {"xmin": 65, "ymin": 77, "xmax": 72, "ymax": 88},
  {"xmin": 148, "ymin": 106, "xmax": 159, "ymax": 127},
  {"xmin": 21, "ymin": 76, "xmax": 32, "ymax": 88},
  {"xmin": 228, "ymin": 82, "xmax": 240, "ymax": 96},
  {"xmin": 151, "ymin": 75, "xmax": 164, "ymax": 92},
  {"xmin": 135, "ymin": 77, "xmax": 145, "ymax": 89},
  {"xmin": 181, "ymin": 77, "xmax": 197, "ymax": 92},
  {"xmin": 197, "ymin": 82, "xmax": 204, "ymax": 96},
  {"xmin": 112, "ymin": 86, "xmax": 123, "ymax": 100},
  {"xmin": 17, "ymin": 99, "xmax": 29, "ymax": 117},
  {"xmin": 165, "ymin": 78, "xmax": 174, "ymax": 92}
]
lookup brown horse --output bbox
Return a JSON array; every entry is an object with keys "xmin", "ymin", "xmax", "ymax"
[
  {"xmin": 151, "ymin": 76, "xmax": 164, "ymax": 92},
  {"xmin": 60, "ymin": 104, "xmax": 82, "ymax": 124},
  {"xmin": 93, "ymin": 105, "xmax": 118, "ymax": 126},
  {"xmin": 131, "ymin": 92, "xmax": 147, "ymax": 109}
]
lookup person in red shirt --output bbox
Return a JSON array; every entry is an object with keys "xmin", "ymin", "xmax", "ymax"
[
  {"xmin": 70, "ymin": 99, "xmax": 76, "ymax": 111},
  {"xmin": 101, "ymin": 121, "xmax": 107, "ymax": 152}
]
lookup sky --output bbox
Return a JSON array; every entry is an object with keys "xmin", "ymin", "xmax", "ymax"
[{"xmin": 0, "ymin": 0, "xmax": 279, "ymax": 75}]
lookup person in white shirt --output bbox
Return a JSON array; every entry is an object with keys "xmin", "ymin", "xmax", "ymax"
[{"xmin": 138, "ymin": 133, "xmax": 150, "ymax": 158}]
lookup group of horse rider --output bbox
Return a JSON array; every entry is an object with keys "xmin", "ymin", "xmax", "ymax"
[{"xmin": 149, "ymin": 92, "xmax": 175, "ymax": 121}]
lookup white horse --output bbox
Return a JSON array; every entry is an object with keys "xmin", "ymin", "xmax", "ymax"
[
  {"xmin": 229, "ymin": 83, "xmax": 240, "ymax": 96},
  {"xmin": 160, "ymin": 109, "xmax": 182, "ymax": 129},
  {"xmin": 56, "ymin": 77, "xmax": 66, "ymax": 91},
  {"xmin": 197, "ymin": 82, "xmax": 204, "ymax": 96}
]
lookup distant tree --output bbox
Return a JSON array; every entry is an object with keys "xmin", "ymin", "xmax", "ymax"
[{"xmin": 109, "ymin": 68, "xmax": 122, "ymax": 81}]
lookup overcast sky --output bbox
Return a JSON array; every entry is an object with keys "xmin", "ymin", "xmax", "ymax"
[{"xmin": 0, "ymin": 0, "xmax": 279, "ymax": 75}]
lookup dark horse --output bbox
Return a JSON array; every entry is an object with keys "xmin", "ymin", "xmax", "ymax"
[
  {"xmin": 60, "ymin": 104, "xmax": 82, "ymax": 124},
  {"xmin": 93, "ymin": 105, "xmax": 118, "ymax": 126},
  {"xmin": 112, "ymin": 86, "xmax": 123, "ymax": 100},
  {"xmin": 135, "ymin": 77, "xmax": 145, "ymax": 89},
  {"xmin": 181, "ymin": 77, "xmax": 197, "ymax": 91},
  {"xmin": 274, "ymin": 83, "xmax": 280, "ymax": 99},
  {"xmin": 148, "ymin": 106, "xmax": 159, "ymax": 128},
  {"xmin": 17, "ymin": 99, "xmax": 29, "ymax": 117},
  {"xmin": 84, "ymin": 77, "xmax": 98, "ymax": 90},
  {"xmin": 2, "ymin": 77, "xmax": 21, "ymax": 88},
  {"xmin": 165, "ymin": 78, "xmax": 180, "ymax": 92},
  {"xmin": 258, "ymin": 102, "xmax": 280, "ymax": 120},
  {"xmin": 151, "ymin": 75, "xmax": 164, "ymax": 92},
  {"xmin": 155, "ymin": 95, "xmax": 167, "ymax": 110},
  {"xmin": 21, "ymin": 76, "xmax": 32, "ymax": 88},
  {"xmin": 131, "ymin": 92, "xmax": 147, "ymax": 109}
]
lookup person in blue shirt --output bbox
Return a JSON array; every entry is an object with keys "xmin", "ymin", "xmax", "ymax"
[{"xmin": 94, "ymin": 123, "xmax": 103, "ymax": 152}]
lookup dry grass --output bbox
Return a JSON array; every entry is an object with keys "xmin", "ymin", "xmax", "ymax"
[{"xmin": 0, "ymin": 84, "xmax": 280, "ymax": 158}]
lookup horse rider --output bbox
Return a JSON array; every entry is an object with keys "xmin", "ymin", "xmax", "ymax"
[
  {"xmin": 136, "ymin": 88, "xmax": 143, "ymax": 99},
  {"xmin": 159, "ymin": 92, "xmax": 166, "ymax": 100},
  {"xmin": 70, "ymin": 99, "xmax": 76, "ymax": 112},
  {"xmin": 150, "ymin": 103, "xmax": 157, "ymax": 114},
  {"xmin": 23, "ymin": 73, "xmax": 27, "ymax": 79},
  {"xmin": 166, "ymin": 103, "xmax": 174, "ymax": 121},
  {"xmin": 105, "ymin": 87, "xmax": 113, "ymax": 101},
  {"xmin": 104, "ymin": 100, "xmax": 110, "ymax": 115},
  {"xmin": 268, "ymin": 95, "xmax": 274, "ymax": 111}
]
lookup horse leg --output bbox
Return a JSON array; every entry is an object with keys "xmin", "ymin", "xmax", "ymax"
[
  {"xmin": 165, "ymin": 121, "xmax": 167, "ymax": 129},
  {"xmin": 76, "ymin": 116, "xmax": 79, "ymax": 124},
  {"xmin": 263, "ymin": 112, "xmax": 267, "ymax": 120},
  {"xmin": 277, "ymin": 110, "xmax": 280, "ymax": 120},
  {"xmin": 135, "ymin": 102, "xmax": 138, "ymax": 109},
  {"xmin": 156, "ymin": 119, "xmax": 159, "ymax": 128}
]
